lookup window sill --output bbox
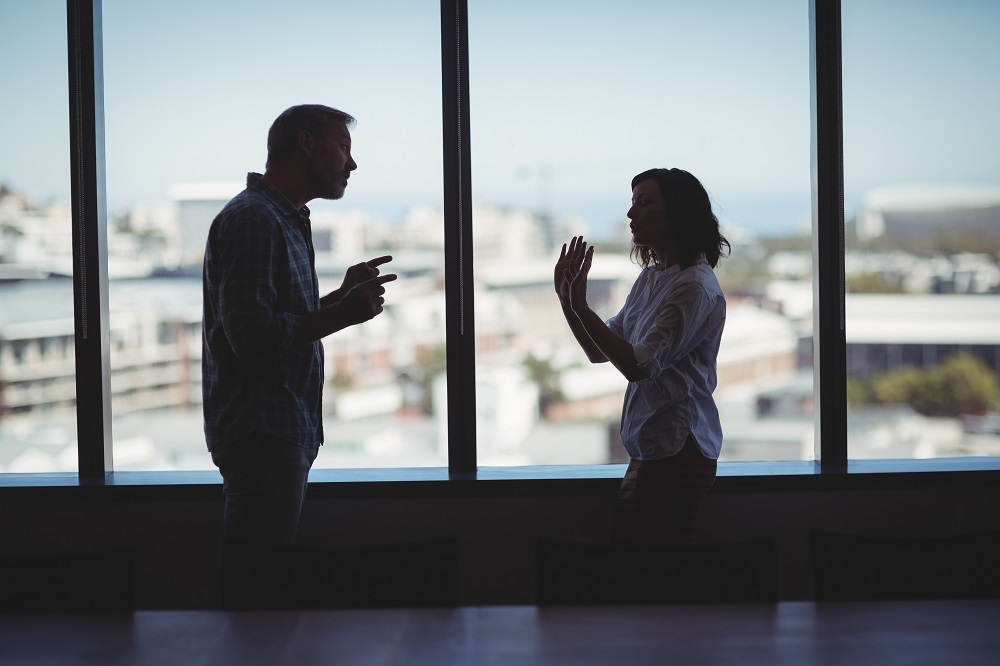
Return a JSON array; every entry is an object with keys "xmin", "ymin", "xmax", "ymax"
[{"xmin": 1, "ymin": 457, "xmax": 998, "ymax": 500}]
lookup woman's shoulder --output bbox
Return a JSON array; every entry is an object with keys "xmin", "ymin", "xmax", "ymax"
[
  {"xmin": 677, "ymin": 259, "xmax": 723, "ymax": 295},
  {"xmin": 631, "ymin": 264, "xmax": 658, "ymax": 284}
]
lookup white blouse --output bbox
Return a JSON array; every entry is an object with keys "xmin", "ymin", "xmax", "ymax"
[{"xmin": 605, "ymin": 254, "xmax": 726, "ymax": 460}]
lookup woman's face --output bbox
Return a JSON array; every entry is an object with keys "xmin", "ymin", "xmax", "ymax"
[{"xmin": 627, "ymin": 178, "xmax": 670, "ymax": 249}]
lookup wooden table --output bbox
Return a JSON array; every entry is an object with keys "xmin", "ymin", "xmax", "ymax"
[{"xmin": 2, "ymin": 600, "xmax": 998, "ymax": 665}]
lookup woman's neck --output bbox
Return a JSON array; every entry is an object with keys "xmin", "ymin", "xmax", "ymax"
[{"xmin": 650, "ymin": 244, "xmax": 677, "ymax": 270}]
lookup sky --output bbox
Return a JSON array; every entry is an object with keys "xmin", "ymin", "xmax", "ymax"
[{"xmin": 1, "ymin": 0, "xmax": 998, "ymax": 237}]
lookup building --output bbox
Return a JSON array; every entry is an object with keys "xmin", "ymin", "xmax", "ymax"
[
  {"xmin": 856, "ymin": 183, "xmax": 1000, "ymax": 242},
  {"xmin": 169, "ymin": 182, "xmax": 242, "ymax": 266},
  {"xmin": 0, "ymin": 279, "xmax": 202, "ymax": 420},
  {"xmin": 845, "ymin": 294, "xmax": 1000, "ymax": 378}
]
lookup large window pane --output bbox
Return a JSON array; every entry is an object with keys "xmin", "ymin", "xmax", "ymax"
[
  {"xmin": 0, "ymin": 1, "xmax": 77, "ymax": 473},
  {"xmin": 844, "ymin": 0, "xmax": 1000, "ymax": 459},
  {"xmin": 469, "ymin": 0, "xmax": 812, "ymax": 465},
  {"xmin": 103, "ymin": 0, "xmax": 444, "ymax": 470}
]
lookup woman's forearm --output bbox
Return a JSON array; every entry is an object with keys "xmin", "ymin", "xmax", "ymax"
[
  {"xmin": 561, "ymin": 303, "xmax": 607, "ymax": 363},
  {"xmin": 572, "ymin": 305, "xmax": 644, "ymax": 381}
]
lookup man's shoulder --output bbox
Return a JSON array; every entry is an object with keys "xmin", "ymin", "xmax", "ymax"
[
  {"xmin": 212, "ymin": 188, "xmax": 283, "ymax": 235},
  {"xmin": 217, "ymin": 186, "xmax": 277, "ymax": 218}
]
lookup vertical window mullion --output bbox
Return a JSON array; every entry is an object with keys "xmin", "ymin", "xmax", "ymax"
[
  {"xmin": 67, "ymin": 0, "xmax": 113, "ymax": 479},
  {"xmin": 441, "ymin": 0, "xmax": 477, "ymax": 473},
  {"xmin": 809, "ymin": 0, "xmax": 848, "ymax": 469}
]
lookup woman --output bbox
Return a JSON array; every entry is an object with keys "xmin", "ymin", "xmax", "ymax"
[{"xmin": 554, "ymin": 167, "xmax": 729, "ymax": 545}]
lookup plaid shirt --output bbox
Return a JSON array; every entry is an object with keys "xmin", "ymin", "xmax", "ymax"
[{"xmin": 202, "ymin": 173, "xmax": 324, "ymax": 450}]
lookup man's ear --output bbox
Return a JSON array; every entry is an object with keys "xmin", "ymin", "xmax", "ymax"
[{"xmin": 297, "ymin": 129, "xmax": 316, "ymax": 156}]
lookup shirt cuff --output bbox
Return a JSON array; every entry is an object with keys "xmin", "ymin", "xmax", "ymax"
[{"xmin": 633, "ymin": 342, "xmax": 655, "ymax": 378}]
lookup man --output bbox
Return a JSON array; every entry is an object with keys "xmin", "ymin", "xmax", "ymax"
[{"xmin": 203, "ymin": 104, "xmax": 395, "ymax": 546}]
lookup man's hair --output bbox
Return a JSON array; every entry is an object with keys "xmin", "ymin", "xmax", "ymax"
[
  {"xmin": 266, "ymin": 104, "xmax": 356, "ymax": 169},
  {"xmin": 630, "ymin": 168, "xmax": 731, "ymax": 269}
]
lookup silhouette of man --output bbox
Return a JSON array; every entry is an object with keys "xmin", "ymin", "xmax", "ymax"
[{"xmin": 203, "ymin": 104, "xmax": 395, "ymax": 546}]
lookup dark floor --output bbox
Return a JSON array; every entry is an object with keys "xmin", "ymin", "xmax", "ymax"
[{"xmin": 2, "ymin": 599, "xmax": 999, "ymax": 665}]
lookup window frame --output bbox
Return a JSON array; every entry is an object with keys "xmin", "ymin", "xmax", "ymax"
[
  {"xmin": 8, "ymin": 0, "xmax": 987, "ymax": 488},
  {"xmin": 68, "ymin": 0, "xmax": 113, "ymax": 478}
]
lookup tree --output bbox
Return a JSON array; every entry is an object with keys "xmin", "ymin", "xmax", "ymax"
[
  {"xmin": 846, "ymin": 378, "xmax": 874, "ymax": 406},
  {"xmin": 327, "ymin": 369, "xmax": 353, "ymax": 390},
  {"xmin": 522, "ymin": 353, "xmax": 564, "ymax": 412},
  {"xmin": 864, "ymin": 352, "xmax": 1000, "ymax": 417},
  {"xmin": 846, "ymin": 272, "xmax": 904, "ymax": 294},
  {"xmin": 413, "ymin": 345, "xmax": 447, "ymax": 414},
  {"xmin": 925, "ymin": 353, "xmax": 1000, "ymax": 416}
]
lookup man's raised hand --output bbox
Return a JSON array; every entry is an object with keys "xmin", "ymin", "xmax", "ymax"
[
  {"xmin": 340, "ymin": 272, "xmax": 397, "ymax": 325},
  {"xmin": 341, "ymin": 255, "xmax": 393, "ymax": 292}
]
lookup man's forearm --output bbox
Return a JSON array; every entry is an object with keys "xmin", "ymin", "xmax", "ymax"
[
  {"xmin": 296, "ymin": 302, "xmax": 351, "ymax": 344},
  {"xmin": 320, "ymin": 288, "xmax": 343, "ymax": 308}
]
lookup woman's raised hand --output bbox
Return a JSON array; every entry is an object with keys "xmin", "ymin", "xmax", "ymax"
[
  {"xmin": 554, "ymin": 240, "xmax": 573, "ymax": 305},
  {"xmin": 554, "ymin": 236, "xmax": 594, "ymax": 311}
]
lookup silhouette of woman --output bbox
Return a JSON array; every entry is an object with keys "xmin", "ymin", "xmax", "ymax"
[{"xmin": 554, "ymin": 168, "xmax": 730, "ymax": 545}]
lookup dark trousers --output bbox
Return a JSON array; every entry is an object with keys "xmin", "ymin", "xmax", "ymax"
[
  {"xmin": 211, "ymin": 434, "xmax": 319, "ymax": 546},
  {"xmin": 612, "ymin": 436, "xmax": 718, "ymax": 546}
]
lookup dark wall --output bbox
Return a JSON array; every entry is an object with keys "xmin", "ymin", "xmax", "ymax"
[{"xmin": 4, "ymin": 476, "xmax": 998, "ymax": 608}]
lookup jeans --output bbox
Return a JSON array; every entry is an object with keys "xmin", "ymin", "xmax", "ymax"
[
  {"xmin": 612, "ymin": 436, "xmax": 718, "ymax": 546},
  {"xmin": 211, "ymin": 433, "xmax": 319, "ymax": 546}
]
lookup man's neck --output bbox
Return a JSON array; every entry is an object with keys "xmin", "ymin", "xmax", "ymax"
[{"xmin": 262, "ymin": 167, "xmax": 310, "ymax": 210}]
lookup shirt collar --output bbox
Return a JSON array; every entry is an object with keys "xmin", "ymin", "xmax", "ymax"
[
  {"xmin": 653, "ymin": 252, "xmax": 707, "ymax": 278},
  {"xmin": 245, "ymin": 172, "xmax": 311, "ymax": 220}
]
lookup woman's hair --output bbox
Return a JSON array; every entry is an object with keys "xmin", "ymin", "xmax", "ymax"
[
  {"xmin": 266, "ymin": 104, "xmax": 356, "ymax": 169},
  {"xmin": 629, "ymin": 168, "xmax": 730, "ymax": 269}
]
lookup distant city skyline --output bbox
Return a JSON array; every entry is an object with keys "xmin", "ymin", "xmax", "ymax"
[{"xmin": 1, "ymin": 0, "xmax": 998, "ymax": 237}]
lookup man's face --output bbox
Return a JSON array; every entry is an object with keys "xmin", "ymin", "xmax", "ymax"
[{"xmin": 308, "ymin": 120, "xmax": 358, "ymax": 201}]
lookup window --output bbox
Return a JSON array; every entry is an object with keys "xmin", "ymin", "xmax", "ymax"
[
  {"xmin": 843, "ymin": 0, "xmax": 1000, "ymax": 459},
  {"xmin": 468, "ymin": 0, "xmax": 813, "ymax": 464},
  {"xmin": 3, "ymin": 0, "xmax": 998, "ymax": 484},
  {"xmin": 0, "ymin": 0, "xmax": 77, "ymax": 473},
  {"xmin": 102, "ymin": 0, "xmax": 445, "ymax": 470}
]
